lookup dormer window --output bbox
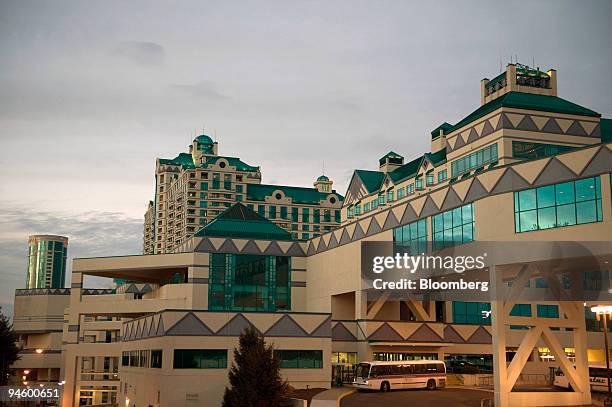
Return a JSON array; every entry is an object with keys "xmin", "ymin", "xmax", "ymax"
[{"xmin": 378, "ymin": 193, "xmax": 385, "ymax": 206}]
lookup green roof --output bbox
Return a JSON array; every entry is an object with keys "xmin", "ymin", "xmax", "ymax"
[
  {"xmin": 194, "ymin": 203, "xmax": 292, "ymax": 241},
  {"xmin": 195, "ymin": 134, "xmax": 213, "ymax": 144},
  {"xmin": 601, "ymin": 118, "xmax": 612, "ymax": 143},
  {"xmin": 431, "ymin": 122, "xmax": 453, "ymax": 138},
  {"xmin": 354, "ymin": 170, "xmax": 385, "ymax": 194},
  {"xmin": 439, "ymin": 92, "xmax": 600, "ymax": 138},
  {"xmin": 388, "ymin": 156, "xmax": 422, "ymax": 184},
  {"xmin": 316, "ymin": 175, "xmax": 329, "ymax": 182},
  {"xmin": 485, "ymin": 72, "xmax": 507, "ymax": 90},
  {"xmin": 424, "ymin": 148, "xmax": 447, "ymax": 166},
  {"xmin": 246, "ymin": 184, "xmax": 342, "ymax": 205},
  {"xmin": 158, "ymin": 152, "xmax": 195, "ymax": 168},
  {"xmin": 204, "ymin": 156, "xmax": 259, "ymax": 172}
]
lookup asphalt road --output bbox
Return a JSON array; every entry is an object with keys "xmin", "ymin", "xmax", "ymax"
[{"xmin": 341, "ymin": 388, "xmax": 492, "ymax": 407}]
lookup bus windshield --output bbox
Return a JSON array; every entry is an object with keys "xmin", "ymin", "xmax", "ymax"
[{"xmin": 355, "ymin": 363, "xmax": 371, "ymax": 379}]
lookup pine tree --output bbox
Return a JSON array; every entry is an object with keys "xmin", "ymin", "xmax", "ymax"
[
  {"xmin": 0, "ymin": 307, "xmax": 20, "ymax": 386},
  {"xmin": 222, "ymin": 327, "xmax": 290, "ymax": 407}
]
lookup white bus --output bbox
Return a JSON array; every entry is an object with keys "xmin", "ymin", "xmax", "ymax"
[
  {"xmin": 353, "ymin": 360, "xmax": 446, "ymax": 392},
  {"xmin": 553, "ymin": 365, "xmax": 611, "ymax": 392}
]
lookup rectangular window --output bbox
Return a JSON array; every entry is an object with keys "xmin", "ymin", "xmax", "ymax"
[
  {"xmin": 438, "ymin": 170, "xmax": 447, "ymax": 183},
  {"xmin": 407, "ymin": 184, "xmax": 415, "ymax": 194},
  {"xmin": 223, "ymin": 174, "xmax": 232, "ymax": 190},
  {"xmin": 378, "ymin": 193, "xmax": 385, "ymax": 205},
  {"xmin": 323, "ymin": 209, "xmax": 331, "ymax": 222},
  {"xmin": 415, "ymin": 177, "xmax": 424, "ymax": 190},
  {"xmin": 236, "ymin": 184, "xmax": 243, "ymax": 193},
  {"xmin": 151, "ymin": 349, "xmax": 163, "ymax": 369},
  {"xmin": 302, "ymin": 208, "xmax": 309, "ymax": 223},
  {"xmin": 313, "ymin": 209, "xmax": 320, "ymax": 223},
  {"xmin": 335, "ymin": 210, "xmax": 341, "ymax": 223},
  {"xmin": 514, "ymin": 176, "xmax": 602, "ymax": 233},
  {"xmin": 269, "ymin": 205, "xmax": 276, "ymax": 219},
  {"xmin": 512, "ymin": 141, "xmax": 574, "ymax": 160},
  {"xmin": 452, "ymin": 301, "xmax": 491, "ymax": 325},
  {"xmin": 371, "ymin": 199, "xmax": 378, "ymax": 209},
  {"xmin": 536, "ymin": 304, "xmax": 559, "ymax": 318},
  {"xmin": 301, "ymin": 233, "xmax": 309, "ymax": 240},
  {"xmin": 280, "ymin": 206, "xmax": 288, "ymax": 219},
  {"xmin": 397, "ymin": 187, "xmax": 405, "ymax": 199},
  {"xmin": 364, "ymin": 202, "xmax": 370, "ymax": 212},
  {"xmin": 354, "ymin": 205, "xmax": 361, "ymax": 216},
  {"xmin": 173, "ymin": 349, "xmax": 227, "ymax": 369},
  {"xmin": 209, "ymin": 253, "xmax": 291, "ymax": 312},
  {"xmin": 292, "ymin": 207, "xmax": 299, "ymax": 222},
  {"xmin": 432, "ymin": 203, "xmax": 474, "ymax": 250},
  {"xmin": 426, "ymin": 173, "xmax": 435, "ymax": 186},
  {"xmin": 200, "ymin": 182, "xmax": 208, "ymax": 190},
  {"xmin": 387, "ymin": 190, "xmax": 394, "ymax": 202},
  {"xmin": 212, "ymin": 173, "xmax": 220, "ymax": 189},
  {"xmin": 275, "ymin": 350, "xmax": 323, "ymax": 368},
  {"xmin": 393, "ymin": 219, "xmax": 427, "ymax": 255},
  {"xmin": 121, "ymin": 352, "xmax": 129, "ymax": 366},
  {"xmin": 348, "ymin": 206, "xmax": 354, "ymax": 219},
  {"xmin": 451, "ymin": 143, "xmax": 498, "ymax": 177}
]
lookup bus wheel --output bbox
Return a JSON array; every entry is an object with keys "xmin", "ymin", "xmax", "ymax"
[
  {"xmin": 380, "ymin": 381, "xmax": 390, "ymax": 392},
  {"xmin": 427, "ymin": 379, "xmax": 437, "ymax": 390}
]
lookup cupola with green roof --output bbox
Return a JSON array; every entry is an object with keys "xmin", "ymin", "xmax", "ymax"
[
  {"xmin": 313, "ymin": 174, "xmax": 333, "ymax": 193},
  {"xmin": 190, "ymin": 133, "xmax": 218, "ymax": 162}
]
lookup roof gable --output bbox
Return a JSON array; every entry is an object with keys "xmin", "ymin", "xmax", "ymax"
[{"xmin": 195, "ymin": 203, "xmax": 292, "ymax": 241}]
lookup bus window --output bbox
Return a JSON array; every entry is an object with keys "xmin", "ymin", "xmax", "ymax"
[
  {"xmin": 371, "ymin": 365, "xmax": 389, "ymax": 377},
  {"xmin": 413, "ymin": 364, "xmax": 426, "ymax": 374},
  {"xmin": 355, "ymin": 363, "xmax": 370, "ymax": 378},
  {"xmin": 400, "ymin": 364, "xmax": 413, "ymax": 375}
]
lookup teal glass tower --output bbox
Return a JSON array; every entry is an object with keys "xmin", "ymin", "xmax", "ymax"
[{"xmin": 26, "ymin": 235, "xmax": 68, "ymax": 289}]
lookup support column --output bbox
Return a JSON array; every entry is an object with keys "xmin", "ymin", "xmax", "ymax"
[{"xmin": 489, "ymin": 265, "xmax": 510, "ymax": 407}]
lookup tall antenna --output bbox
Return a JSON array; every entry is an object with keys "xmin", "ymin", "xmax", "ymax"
[
  {"xmin": 499, "ymin": 48, "xmax": 502, "ymax": 72},
  {"xmin": 322, "ymin": 160, "xmax": 325, "ymax": 176},
  {"xmin": 532, "ymin": 56, "xmax": 535, "ymax": 68}
]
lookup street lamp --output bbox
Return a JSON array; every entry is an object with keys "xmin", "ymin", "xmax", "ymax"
[
  {"xmin": 591, "ymin": 305, "xmax": 612, "ymax": 404},
  {"xmin": 34, "ymin": 349, "xmax": 43, "ymax": 354}
]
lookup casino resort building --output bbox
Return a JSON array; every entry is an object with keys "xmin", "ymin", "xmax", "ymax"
[{"xmin": 10, "ymin": 63, "xmax": 612, "ymax": 407}]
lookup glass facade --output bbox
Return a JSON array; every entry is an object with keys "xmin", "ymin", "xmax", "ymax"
[
  {"xmin": 452, "ymin": 301, "xmax": 491, "ymax": 325},
  {"xmin": 512, "ymin": 141, "xmax": 574, "ymax": 160},
  {"xmin": 432, "ymin": 203, "xmax": 474, "ymax": 250},
  {"xmin": 393, "ymin": 219, "xmax": 427, "ymax": 255},
  {"xmin": 275, "ymin": 350, "xmax": 323, "ymax": 368},
  {"xmin": 208, "ymin": 253, "xmax": 291, "ymax": 312},
  {"xmin": 514, "ymin": 176, "xmax": 602, "ymax": 233},
  {"xmin": 26, "ymin": 237, "xmax": 68, "ymax": 289},
  {"xmin": 173, "ymin": 349, "xmax": 227, "ymax": 369},
  {"xmin": 451, "ymin": 143, "xmax": 498, "ymax": 177}
]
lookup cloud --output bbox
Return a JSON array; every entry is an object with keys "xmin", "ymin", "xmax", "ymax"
[
  {"xmin": 0, "ymin": 205, "xmax": 143, "ymax": 318},
  {"xmin": 113, "ymin": 41, "xmax": 165, "ymax": 65},
  {"xmin": 172, "ymin": 81, "xmax": 230, "ymax": 101}
]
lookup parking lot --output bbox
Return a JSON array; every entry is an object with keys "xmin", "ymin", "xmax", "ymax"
[{"xmin": 341, "ymin": 388, "xmax": 492, "ymax": 407}]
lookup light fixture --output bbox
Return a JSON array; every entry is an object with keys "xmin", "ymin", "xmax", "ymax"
[
  {"xmin": 591, "ymin": 305, "xmax": 612, "ymax": 315},
  {"xmin": 35, "ymin": 349, "xmax": 43, "ymax": 354},
  {"xmin": 23, "ymin": 370, "xmax": 30, "ymax": 375}
]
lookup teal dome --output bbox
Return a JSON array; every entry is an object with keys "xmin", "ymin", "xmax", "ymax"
[
  {"xmin": 195, "ymin": 134, "xmax": 213, "ymax": 144},
  {"xmin": 317, "ymin": 175, "xmax": 329, "ymax": 182}
]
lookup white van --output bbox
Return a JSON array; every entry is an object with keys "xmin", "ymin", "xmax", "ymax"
[{"xmin": 353, "ymin": 360, "xmax": 446, "ymax": 392}]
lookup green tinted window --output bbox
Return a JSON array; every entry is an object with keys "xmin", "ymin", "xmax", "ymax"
[
  {"xmin": 452, "ymin": 301, "xmax": 491, "ymax": 325},
  {"xmin": 432, "ymin": 203, "xmax": 474, "ymax": 250},
  {"xmin": 512, "ymin": 141, "xmax": 574, "ymax": 160},
  {"xmin": 393, "ymin": 219, "xmax": 427, "ymax": 255},
  {"xmin": 514, "ymin": 176, "xmax": 602, "ymax": 233},
  {"xmin": 275, "ymin": 350, "xmax": 323, "ymax": 368},
  {"xmin": 173, "ymin": 349, "xmax": 227, "ymax": 369},
  {"xmin": 209, "ymin": 254, "xmax": 291, "ymax": 312}
]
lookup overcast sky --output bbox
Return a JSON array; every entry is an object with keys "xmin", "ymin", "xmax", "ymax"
[{"xmin": 0, "ymin": 0, "xmax": 611, "ymax": 316}]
